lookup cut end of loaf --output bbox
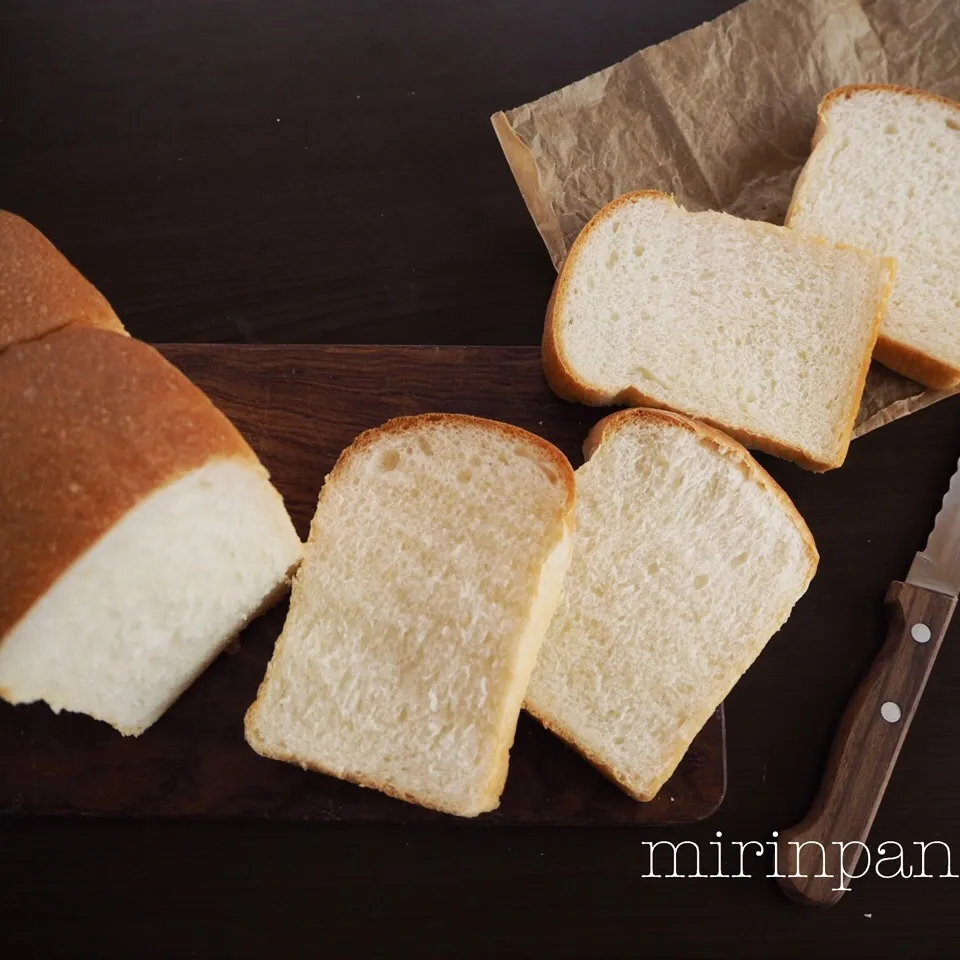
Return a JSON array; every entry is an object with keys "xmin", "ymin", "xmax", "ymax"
[
  {"xmin": 245, "ymin": 413, "xmax": 575, "ymax": 818},
  {"xmin": 0, "ymin": 459, "xmax": 302, "ymax": 735},
  {"xmin": 545, "ymin": 190, "xmax": 892, "ymax": 470},
  {"xmin": 526, "ymin": 407, "xmax": 817, "ymax": 802}
]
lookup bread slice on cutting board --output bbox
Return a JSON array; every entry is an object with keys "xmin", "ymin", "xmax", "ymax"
[
  {"xmin": 525, "ymin": 408, "xmax": 818, "ymax": 802},
  {"xmin": 0, "ymin": 210, "xmax": 126, "ymax": 350},
  {"xmin": 0, "ymin": 327, "xmax": 302, "ymax": 735},
  {"xmin": 543, "ymin": 190, "xmax": 895, "ymax": 471},
  {"xmin": 787, "ymin": 84, "xmax": 960, "ymax": 389},
  {"xmin": 245, "ymin": 414, "xmax": 576, "ymax": 818}
]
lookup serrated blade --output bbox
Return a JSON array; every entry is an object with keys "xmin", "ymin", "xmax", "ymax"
[{"xmin": 907, "ymin": 454, "xmax": 960, "ymax": 597}]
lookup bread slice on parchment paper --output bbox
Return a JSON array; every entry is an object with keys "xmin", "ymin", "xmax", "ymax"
[
  {"xmin": 245, "ymin": 414, "xmax": 575, "ymax": 818},
  {"xmin": 543, "ymin": 190, "xmax": 895, "ymax": 471},
  {"xmin": 0, "ymin": 210, "xmax": 126, "ymax": 350},
  {"xmin": 525, "ymin": 408, "xmax": 818, "ymax": 802},
  {"xmin": 788, "ymin": 84, "xmax": 960, "ymax": 390},
  {"xmin": 0, "ymin": 327, "xmax": 302, "ymax": 735}
]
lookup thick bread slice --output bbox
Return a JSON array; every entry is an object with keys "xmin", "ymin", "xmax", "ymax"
[
  {"xmin": 787, "ymin": 85, "xmax": 960, "ymax": 389},
  {"xmin": 0, "ymin": 327, "xmax": 302, "ymax": 735},
  {"xmin": 525, "ymin": 408, "xmax": 818, "ymax": 802},
  {"xmin": 0, "ymin": 211, "xmax": 126, "ymax": 350},
  {"xmin": 544, "ymin": 191, "xmax": 895, "ymax": 471},
  {"xmin": 245, "ymin": 414, "xmax": 575, "ymax": 818}
]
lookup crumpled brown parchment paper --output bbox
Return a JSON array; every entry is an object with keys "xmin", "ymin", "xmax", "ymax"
[{"xmin": 492, "ymin": 0, "xmax": 960, "ymax": 437}]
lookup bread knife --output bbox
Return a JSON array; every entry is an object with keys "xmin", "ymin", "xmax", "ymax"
[{"xmin": 778, "ymin": 454, "xmax": 960, "ymax": 905}]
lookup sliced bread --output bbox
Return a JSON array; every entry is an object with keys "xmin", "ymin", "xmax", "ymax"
[
  {"xmin": 787, "ymin": 84, "xmax": 960, "ymax": 389},
  {"xmin": 0, "ymin": 327, "xmax": 302, "ymax": 735},
  {"xmin": 543, "ymin": 190, "xmax": 895, "ymax": 471},
  {"xmin": 245, "ymin": 414, "xmax": 575, "ymax": 817},
  {"xmin": 0, "ymin": 211, "xmax": 126, "ymax": 350},
  {"xmin": 525, "ymin": 408, "xmax": 818, "ymax": 802}
]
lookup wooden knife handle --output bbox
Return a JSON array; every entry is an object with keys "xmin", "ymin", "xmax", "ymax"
[{"xmin": 777, "ymin": 581, "xmax": 955, "ymax": 906}]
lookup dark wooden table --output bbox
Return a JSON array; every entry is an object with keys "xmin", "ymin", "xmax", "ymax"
[{"xmin": 3, "ymin": 2, "xmax": 959, "ymax": 956}]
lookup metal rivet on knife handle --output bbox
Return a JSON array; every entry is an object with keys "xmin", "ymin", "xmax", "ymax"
[{"xmin": 880, "ymin": 701, "xmax": 902, "ymax": 723}]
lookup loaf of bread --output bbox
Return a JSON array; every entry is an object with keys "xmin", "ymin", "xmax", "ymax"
[
  {"xmin": 525, "ymin": 408, "xmax": 818, "ymax": 801},
  {"xmin": 245, "ymin": 414, "xmax": 575, "ymax": 817},
  {"xmin": 0, "ymin": 327, "xmax": 302, "ymax": 735},
  {"xmin": 787, "ymin": 84, "xmax": 960, "ymax": 389},
  {"xmin": 543, "ymin": 191, "xmax": 895, "ymax": 471},
  {"xmin": 0, "ymin": 210, "xmax": 126, "ymax": 349}
]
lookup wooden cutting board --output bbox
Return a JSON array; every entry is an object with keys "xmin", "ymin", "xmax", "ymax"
[{"xmin": 0, "ymin": 345, "xmax": 725, "ymax": 824}]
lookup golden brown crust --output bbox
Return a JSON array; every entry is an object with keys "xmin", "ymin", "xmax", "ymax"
[
  {"xmin": 788, "ymin": 85, "xmax": 960, "ymax": 390},
  {"xmin": 819, "ymin": 83, "xmax": 960, "ymax": 120},
  {"xmin": 245, "ymin": 737, "xmax": 495, "ymax": 817},
  {"xmin": 0, "ymin": 326, "xmax": 259, "ymax": 641},
  {"xmin": 528, "ymin": 407, "xmax": 818, "ymax": 802},
  {"xmin": 831, "ymin": 256, "xmax": 897, "ymax": 457},
  {"xmin": 311, "ymin": 412, "xmax": 577, "ymax": 537},
  {"xmin": 245, "ymin": 413, "xmax": 576, "ymax": 817},
  {"xmin": 523, "ymin": 699, "xmax": 656, "ymax": 801},
  {"xmin": 482, "ymin": 503, "xmax": 575, "ymax": 808},
  {"xmin": 544, "ymin": 189, "xmax": 891, "ymax": 471},
  {"xmin": 873, "ymin": 334, "xmax": 960, "ymax": 389},
  {"xmin": 541, "ymin": 282, "xmax": 585, "ymax": 402},
  {"xmin": 0, "ymin": 211, "xmax": 126, "ymax": 350},
  {"xmin": 529, "ymin": 691, "xmax": 726, "ymax": 802},
  {"xmin": 346, "ymin": 412, "xmax": 575, "ymax": 484}
]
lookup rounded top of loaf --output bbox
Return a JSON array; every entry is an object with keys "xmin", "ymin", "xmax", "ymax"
[
  {"xmin": 583, "ymin": 406, "xmax": 818, "ymax": 568},
  {"xmin": 0, "ymin": 326, "xmax": 260, "ymax": 640},
  {"xmin": 0, "ymin": 210, "xmax": 126, "ymax": 350},
  {"xmin": 329, "ymin": 412, "xmax": 576, "ymax": 508}
]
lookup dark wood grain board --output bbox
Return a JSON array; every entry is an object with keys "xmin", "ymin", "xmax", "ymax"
[{"xmin": 0, "ymin": 345, "xmax": 725, "ymax": 825}]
